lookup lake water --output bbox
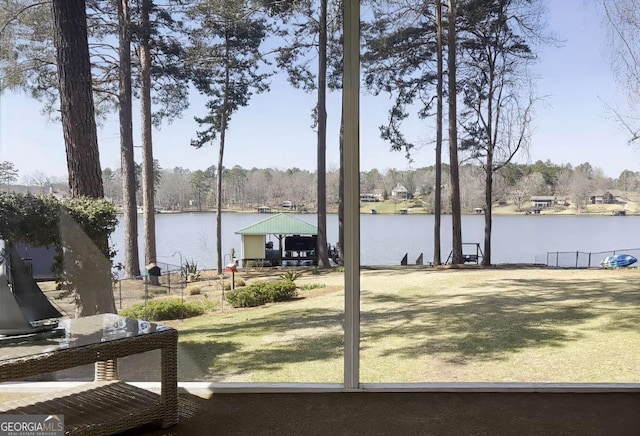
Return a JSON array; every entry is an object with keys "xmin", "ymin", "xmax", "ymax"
[{"xmin": 111, "ymin": 213, "xmax": 640, "ymax": 270}]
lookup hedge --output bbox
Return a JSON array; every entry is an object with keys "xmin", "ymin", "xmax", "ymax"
[
  {"xmin": 225, "ymin": 280, "xmax": 297, "ymax": 308},
  {"xmin": 120, "ymin": 298, "xmax": 215, "ymax": 321},
  {"xmin": 0, "ymin": 193, "xmax": 118, "ymax": 314}
]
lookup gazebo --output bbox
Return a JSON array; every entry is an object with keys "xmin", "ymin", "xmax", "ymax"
[{"xmin": 235, "ymin": 213, "xmax": 318, "ymax": 267}]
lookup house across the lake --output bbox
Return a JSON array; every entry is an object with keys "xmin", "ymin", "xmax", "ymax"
[
  {"xmin": 391, "ymin": 184, "xmax": 410, "ymax": 200},
  {"xmin": 589, "ymin": 190, "xmax": 623, "ymax": 204},
  {"xmin": 530, "ymin": 196, "xmax": 556, "ymax": 209}
]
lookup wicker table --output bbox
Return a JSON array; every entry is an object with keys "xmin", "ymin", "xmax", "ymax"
[{"xmin": 0, "ymin": 314, "xmax": 178, "ymax": 435}]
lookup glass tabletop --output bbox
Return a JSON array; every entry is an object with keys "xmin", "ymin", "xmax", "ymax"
[{"xmin": 0, "ymin": 314, "xmax": 172, "ymax": 362}]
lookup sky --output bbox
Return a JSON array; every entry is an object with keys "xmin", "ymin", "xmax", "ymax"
[{"xmin": 1, "ymin": 0, "xmax": 638, "ymax": 182}]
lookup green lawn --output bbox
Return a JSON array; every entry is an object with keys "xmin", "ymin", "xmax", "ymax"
[
  {"xmin": 360, "ymin": 199, "xmax": 425, "ymax": 214},
  {"xmin": 124, "ymin": 267, "xmax": 640, "ymax": 383}
]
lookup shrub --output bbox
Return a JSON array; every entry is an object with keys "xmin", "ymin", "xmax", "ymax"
[
  {"xmin": 218, "ymin": 277, "xmax": 245, "ymax": 291},
  {"xmin": 219, "ymin": 277, "xmax": 247, "ymax": 291},
  {"xmin": 187, "ymin": 286, "xmax": 202, "ymax": 295},
  {"xmin": 300, "ymin": 283, "xmax": 325, "ymax": 290},
  {"xmin": 262, "ymin": 280, "xmax": 298, "ymax": 302},
  {"xmin": 279, "ymin": 270, "xmax": 304, "ymax": 282},
  {"xmin": 225, "ymin": 280, "xmax": 297, "ymax": 308},
  {"xmin": 181, "ymin": 259, "xmax": 201, "ymax": 282},
  {"xmin": 244, "ymin": 260, "xmax": 266, "ymax": 268},
  {"xmin": 224, "ymin": 288, "xmax": 269, "ymax": 308},
  {"xmin": 120, "ymin": 298, "xmax": 213, "ymax": 321}
]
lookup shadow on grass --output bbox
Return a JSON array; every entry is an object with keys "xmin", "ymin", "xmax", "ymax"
[
  {"xmin": 172, "ymin": 276, "xmax": 640, "ymax": 380},
  {"xmin": 175, "ymin": 307, "xmax": 344, "ymax": 381},
  {"xmin": 362, "ymin": 277, "xmax": 640, "ymax": 363}
]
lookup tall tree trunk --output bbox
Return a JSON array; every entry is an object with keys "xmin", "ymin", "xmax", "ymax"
[
  {"xmin": 118, "ymin": 0, "xmax": 140, "ymax": 279},
  {"xmin": 483, "ymin": 154, "xmax": 493, "ymax": 266},
  {"xmin": 338, "ymin": 102, "xmax": 344, "ymax": 265},
  {"xmin": 447, "ymin": 0, "xmax": 463, "ymax": 264},
  {"xmin": 216, "ymin": 34, "xmax": 230, "ymax": 275},
  {"xmin": 434, "ymin": 0, "xmax": 443, "ymax": 266},
  {"xmin": 216, "ymin": 131, "xmax": 225, "ymax": 275},
  {"xmin": 52, "ymin": 0, "xmax": 103, "ymax": 199},
  {"xmin": 140, "ymin": 0, "xmax": 158, "ymax": 283},
  {"xmin": 316, "ymin": 0, "xmax": 331, "ymax": 268},
  {"xmin": 52, "ymin": 0, "xmax": 115, "ymax": 314},
  {"xmin": 481, "ymin": 63, "xmax": 498, "ymax": 266}
]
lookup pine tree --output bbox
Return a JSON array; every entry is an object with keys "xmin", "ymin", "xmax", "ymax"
[
  {"xmin": 51, "ymin": 0, "xmax": 116, "ymax": 314},
  {"xmin": 188, "ymin": 0, "xmax": 271, "ymax": 274}
]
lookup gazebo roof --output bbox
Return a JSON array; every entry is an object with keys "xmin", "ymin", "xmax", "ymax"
[{"xmin": 235, "ymin": 213, "xmax": 317, "ymax": 236}]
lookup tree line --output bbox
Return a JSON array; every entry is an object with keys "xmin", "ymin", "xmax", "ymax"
[
  {"xmin": 5, "ymin": 158, "xmax": 636, "ymax": 215},
  {"xmin": 100, "ymin": 160, "xmax": 640, "ymax": 213},
  {"xmin": 5, "ymin": 158, "xmax": 638, "ymax": 214}
]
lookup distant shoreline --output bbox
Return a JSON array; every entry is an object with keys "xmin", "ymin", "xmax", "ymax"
[
  {"xmin": 116, "ymin": 197, "xmax": 640, "ymax": 217},
  {"xmin": 122, "ymin": 206, "xmax": 638, "ymax": 217}
]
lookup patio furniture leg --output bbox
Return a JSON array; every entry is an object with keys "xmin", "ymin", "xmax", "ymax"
[
  {"xmin": 95, "ymin": 359, "xmax": 119, "ymax": 381},
  {"xmin": 161, "ymin": 330, "xmax": 179, "ymax": 428}
]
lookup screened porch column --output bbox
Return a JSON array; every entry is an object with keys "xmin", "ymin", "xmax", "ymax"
[{"xmin": 343, "ymin": 0, "xmax": 361, "ymax": 390}]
